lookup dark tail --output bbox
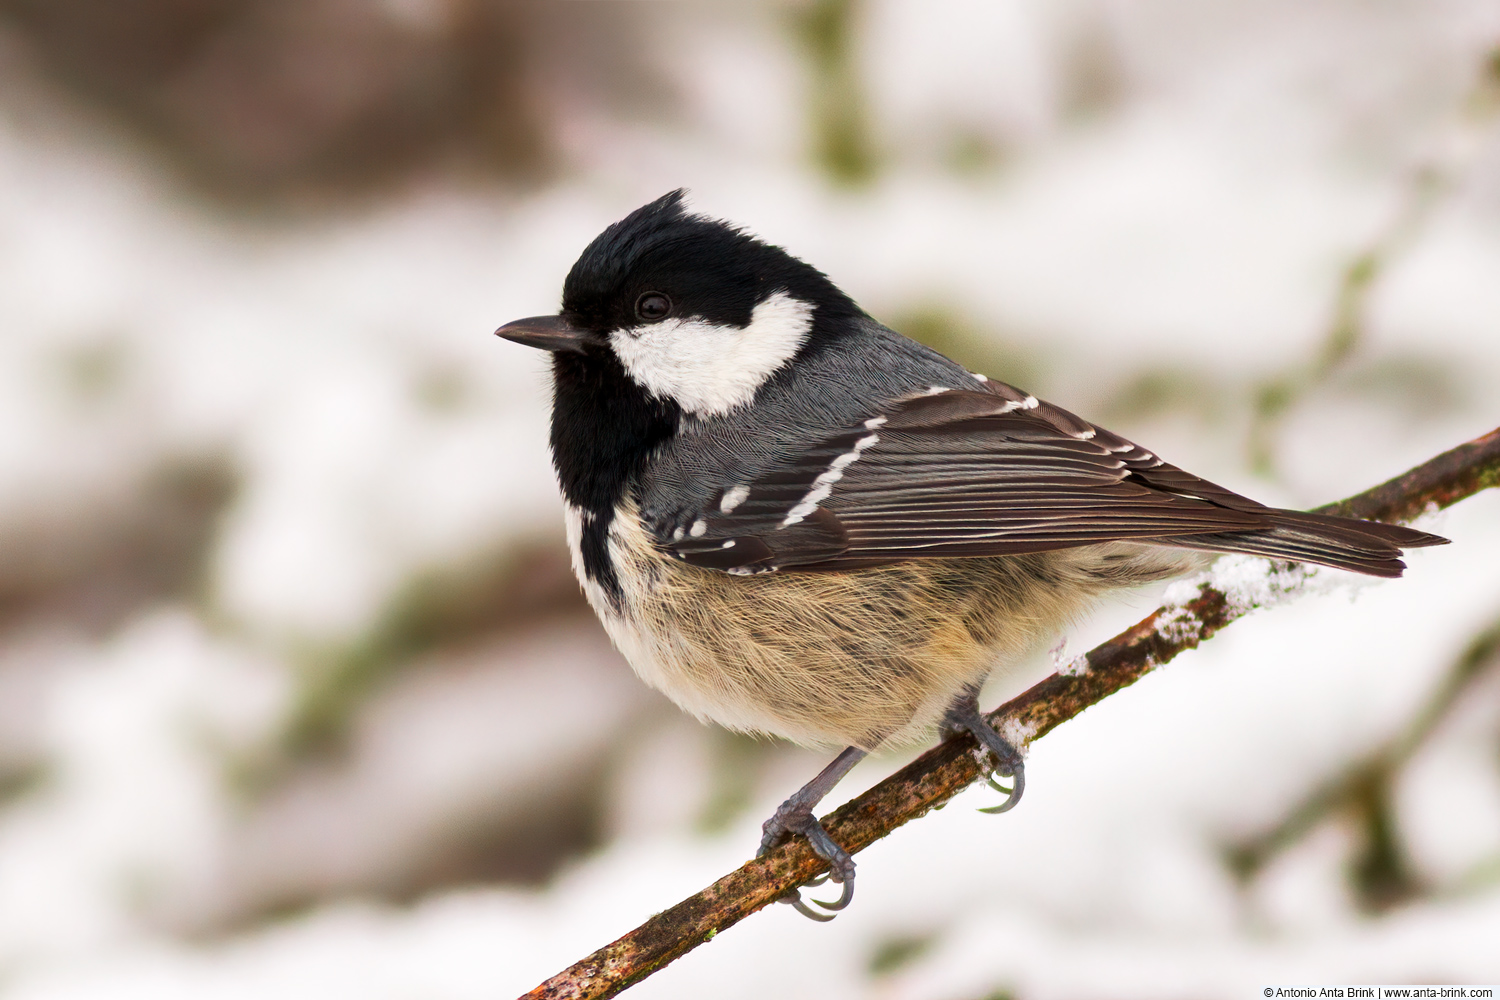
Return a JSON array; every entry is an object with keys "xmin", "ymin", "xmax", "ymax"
[{"xmin": 1160, "ymin": 511, "xmax": 1447, "ymax": 578}]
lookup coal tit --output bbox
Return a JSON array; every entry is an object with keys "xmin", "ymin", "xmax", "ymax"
[{"xmin": 495, "ymin": 190, "xmax": 1445, "ymax": 919}]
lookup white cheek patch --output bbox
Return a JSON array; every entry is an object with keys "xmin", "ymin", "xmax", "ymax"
[{"xmin": 609, "ymin": 291, "xmax": 814, "ymax": 417}]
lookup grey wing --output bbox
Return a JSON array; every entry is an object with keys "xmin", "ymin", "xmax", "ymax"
[
  {"xmin": 658, "ymin": 386, "xmax": 1445, "ymax": 577},
  {"xmin": 657, "ymin": 387, "xmax": 1252, "ymax": 573}
]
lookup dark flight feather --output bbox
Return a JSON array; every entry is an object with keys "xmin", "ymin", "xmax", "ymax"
[{"xmin": 662, "ymin": 387, "xmax": 1445, "ymax": 578}]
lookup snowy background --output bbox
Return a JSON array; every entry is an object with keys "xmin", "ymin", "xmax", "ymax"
[{"xmin": 1, "ymin": 1, "xmax": 1499, "ymax": 997}]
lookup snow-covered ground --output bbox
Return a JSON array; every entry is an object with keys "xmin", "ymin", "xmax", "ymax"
[{"xmin": 1, "ymin": 2, "xmax": 1498, "ymax": 997}]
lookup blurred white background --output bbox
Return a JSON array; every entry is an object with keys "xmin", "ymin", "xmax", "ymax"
[{"xmin": 1, "ymin": 1, "xmax": 1499, "ymax": 997}]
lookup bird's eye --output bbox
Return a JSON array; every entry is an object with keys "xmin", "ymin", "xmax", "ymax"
[{"xmin": 635, "ymin": 292, "xmax": 671, "ymax": 322}]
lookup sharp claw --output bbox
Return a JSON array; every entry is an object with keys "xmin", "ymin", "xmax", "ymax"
[
  {"xmin": 1007, "ymin": 763, "xmax": 1025, "ymax": 802},
  {"xmin": 785, "ymin": 893, "xmax": 839, "ymax": 922},
  {"xmin": 779, "ymin": 871, "xmax": 853, "ymax": 920},
  {"xmin": 941, "ymin": 686, "xmax": 1029, "ymax": 816},
  {"xmin": 761, "ymin": 814, "xmax": 858, "ymax": 922},
  {"xmin": 978, "ymin": 765, "xmax": 1025, "ymax": 813},
  {"xmin": 810, "ymin": 877, "xmax": 855, "ymax": 911},
  {"xmin": 764, "ymin": 819, "xmax": 857, "ymax": 920}
]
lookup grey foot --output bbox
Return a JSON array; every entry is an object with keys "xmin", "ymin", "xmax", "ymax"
[
  {"xmin": 756, "ymin": 746, "xmax": 866, "ymax": 921},
  {"xmin": 941, "ymin": 686, "xmax": 1026, "ymax": 814},
  {"xmin": 758, "ymin": 804, "xmax": 856, "ymax": 920}
]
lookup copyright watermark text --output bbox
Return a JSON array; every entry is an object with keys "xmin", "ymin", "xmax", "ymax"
[{"xmin": 1262, "ymin": 990, "xmax": 1495, "ymax": 999}]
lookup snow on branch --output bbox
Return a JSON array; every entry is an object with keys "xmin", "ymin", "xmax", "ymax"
[{"xmin": 524, "ymin": 426, "xmax": 1500, "ymax": 1000}]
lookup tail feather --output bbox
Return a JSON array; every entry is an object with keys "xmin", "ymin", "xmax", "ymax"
[{"xmin": 1159, "ymin": 510, "xmax": 1447, "ymax": 579}]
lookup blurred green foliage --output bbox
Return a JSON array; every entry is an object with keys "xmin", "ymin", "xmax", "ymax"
[
  {"xmin": 1226, "ymin": 612, "xmax": 1500, "ymax": 914},
  {"xmin": 793, "ymin": 0, "xmax": 877, "ymax": 187},
  {"xmin": 694, "ymin": 729, "xmax": 767, "ymax": 835},
  {"xmin": 892, "ymin": 305, "xmax": 1052, "ymax": 392},
  {"xmin": 0, "ymin": 762, "xmax": 49, "ymax": 808},
  {"xmin": 0, "ymin": 455, "xmax": 237, "ymax": 636},
  {"xmin": 59, "ymin": 337, "xmax": 131, "ymax": 403},
  {"xmin": 280, "ymin": 540, "xmax": 584, "ymax": 761},
  {"xmin": 867, "ymin": 929, "xmax": 938, "ymax": 977}
]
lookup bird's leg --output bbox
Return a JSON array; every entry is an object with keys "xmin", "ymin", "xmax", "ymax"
[
  {"xmin": 757, "ymin": 745, "xmax": 867, "ymax": 920},
  {"xmin": 941, "ymin": 684, "xmax": 1026, "ymax": 814}
]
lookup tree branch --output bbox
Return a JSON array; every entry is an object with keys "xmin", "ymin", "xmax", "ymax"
[
  {"xmin": 524, "ymin": 426, "xmax": 1500, "ymax": 1000},
  {"xmin": 1224, "ymin": 606, "xmax": 1500, "ymax": 909}
]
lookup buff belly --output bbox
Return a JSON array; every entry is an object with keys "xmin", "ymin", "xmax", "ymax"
[{"xmin": 568, "ymin": 504, "xmax": 1196, "ymax": 751}]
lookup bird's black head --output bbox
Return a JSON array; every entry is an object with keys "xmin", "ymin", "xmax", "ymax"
[
  {"xmin": 560, "ymin": 189, "xmax": 860, "ymax": 339},
  {"xmin": 497, "ymin": 190, "xmax": 864, "ymax": 418},
  {"xmin": 495, "ymin": 192, "xmax": 869, "ymax": 567}
]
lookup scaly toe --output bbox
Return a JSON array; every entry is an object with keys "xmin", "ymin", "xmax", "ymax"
[{"xmin": 759, "ymin": 806, "xmax": 858, "ymax": 920}]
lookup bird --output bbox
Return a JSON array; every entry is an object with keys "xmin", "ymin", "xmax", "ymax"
[{"xmin": 493, "ymin": 190, "xmax": 1447, "ymax": 920}]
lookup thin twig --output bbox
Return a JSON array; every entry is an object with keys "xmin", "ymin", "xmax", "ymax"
[
  {"xmin": 524, "ymin": 426, "xmax": 1500, "ymax": 1000},
  {"xmin": 1246, "ymin": 46, "xmax": 1500, "ymax": 476},
  {"xmin": 1224, "ymin": 608, "xmax": 1500, "ymax": 909}
]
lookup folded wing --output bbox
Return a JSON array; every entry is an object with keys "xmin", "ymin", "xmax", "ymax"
[{"xmin": 659, "ymin": 386, "xmax": 1446, "ymax": 578}]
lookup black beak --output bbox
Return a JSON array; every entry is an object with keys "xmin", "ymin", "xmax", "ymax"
[{"xmin": 494, "ymin": 314, "xmax": 600, "ymax": 354}]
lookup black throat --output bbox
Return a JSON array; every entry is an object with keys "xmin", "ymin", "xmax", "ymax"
[{"xmin": 550, "ymin": 347, "xmax": 680, "ymax": 605}]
